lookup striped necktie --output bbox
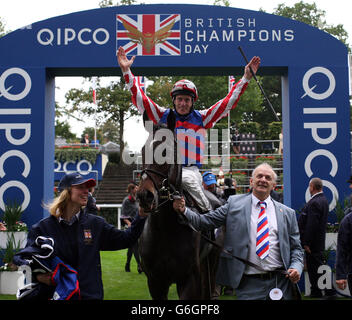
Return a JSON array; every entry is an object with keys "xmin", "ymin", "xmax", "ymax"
[{"xmin": 256, "ymin": 201, "xmax": 269, "ymax": 259}]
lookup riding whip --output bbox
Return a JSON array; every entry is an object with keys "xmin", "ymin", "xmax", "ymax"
[{"xmin": 238, "ymin": 46, "xmax": 280, "ymax": 122}]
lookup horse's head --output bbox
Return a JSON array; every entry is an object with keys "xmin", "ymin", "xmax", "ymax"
[
  {"xmin": 137, "ymin": 167, "xmax": 167, "ymax": 213},
  {"xmin": 137, "ymin": 112, "xmax": 181, "ymax": 213}
]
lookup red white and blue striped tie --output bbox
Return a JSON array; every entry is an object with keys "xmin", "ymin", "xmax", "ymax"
[{"xmin": 256, "ymin": 201, "xmax": 269, "ymax": 259}]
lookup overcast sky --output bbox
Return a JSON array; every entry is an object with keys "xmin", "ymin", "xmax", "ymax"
[{"xmin": 2, "ymin": 0, "xmax": 351, "ymax": 150}]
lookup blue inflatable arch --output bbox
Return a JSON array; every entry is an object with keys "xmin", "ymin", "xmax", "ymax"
[{"xmin": 0, "ymin": 4, "xmax": 349, "ymax": 226}]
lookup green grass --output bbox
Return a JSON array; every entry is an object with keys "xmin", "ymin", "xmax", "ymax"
[
  {"xmin": 101, "ymin": 250, "xmax": 178, "ymax": 300},
  {"xmin": 0, "ymin": 250, "xmax": 179, "ymax": 300},
  {"xmin": 0, "ymin": 294, "xmax": 15, "ymax": 300},
  {"xmin": 1, "ymin": 250, "xmax": 338, "ymax": 300}
]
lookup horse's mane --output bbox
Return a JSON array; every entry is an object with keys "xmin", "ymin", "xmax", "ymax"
[{"xmin": 140, "ymin": 111, "xmax": 182, "ymax": 192}]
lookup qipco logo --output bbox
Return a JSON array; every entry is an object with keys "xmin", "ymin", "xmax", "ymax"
[
  {"xmin": 37, "ymin": 27, "xmax": 110, "ymax": 46},
  {"xmin": 0, "ymin": 67, "xmax": 32, "ymax": 211},
  {"xmin": 301, "ymin": 66, "xmax": 336, "ymax": 100},
  {"xmin": 0, "ymin": 67, "xmax": 32, "ymax": 101},
  {"xmin": 55, "ymin": 160, "xmax": 93, "ymax": 175},
  {"xmin": 301, "ymin": 66, "xmax": 339, "ymax": 211}
]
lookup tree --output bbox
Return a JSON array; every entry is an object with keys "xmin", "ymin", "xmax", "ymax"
[
  {"xmin": 82, "ymin": 127, "xmax": 104, "ymax": 143},
  {"xmin": 213, "ymin": 0, "xmax": 231, "ymax": 6},
  {"xmin": 253, "ymin": 75, "xmax": 282, "ymax": 126},
  {"xmin": 0, "ymin": 17, "xmax": 7, "ymax": 38},
  {"xmin": 145, "ymin": 73, "xmax": 263, "ymax": 148},
  {"xmin": 65, "ymin": 78, "xmax": 139, "ymax": 162},
  {"xmin": 63, "ymin": 1, "xmax": 351, "ymax": 156},
  {"xmin": 255, "ymin": 1, "xmax": 351, "ymax": 128},
  {"xmin": 99, "ymin": 0, "xmax": 116, "ymax": 6},
  {"xmin": 146, "ymin": 76, "xmax": 174, "ymax": 108},
  {"xmin": 147, "ymin": 74, "xmax": 262, "ymax": 125},
  {"xmin": 59, "ymin": 0, "xmax": 140, "ymax": 161},
  {"xmin": 99, "ymin": 0, "xmax": 137, "ymax": 8},
  {"xmin": 55, "ymin": 120, "xmax": 77, "ymax": 141},
  {"xmin": 99, "ymin": 119, "xmax": 120, "ymax": 143},
  {"xmin": 274, "ymin": 1, "xmax": 349, "ymax": 50}
]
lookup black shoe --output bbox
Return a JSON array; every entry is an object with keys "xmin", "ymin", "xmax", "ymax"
[{"xmin": 125, "ymin": 264, "xmax": 130, "ymax": 272}]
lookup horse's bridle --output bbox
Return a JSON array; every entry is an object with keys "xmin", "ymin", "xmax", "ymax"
[
  {"xmin": 139, "ymin": 117, "xmax": 182, "ymax": 213},
  {"xmin": 139, "ymin": 167, "xmax": 181, "ymax": 213}
]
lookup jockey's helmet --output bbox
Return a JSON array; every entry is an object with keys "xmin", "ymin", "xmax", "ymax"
[{"xmin": 170, "ymin": 79, "xmax": 198, "ymax": 102}]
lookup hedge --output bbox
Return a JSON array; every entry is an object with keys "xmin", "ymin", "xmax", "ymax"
[{"xmin": 55, "ymin": 147, "xmax": 100, "ymax": 164}]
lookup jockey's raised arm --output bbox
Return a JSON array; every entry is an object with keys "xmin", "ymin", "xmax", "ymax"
[
  {"xmin": 117, "ymin": 46, "xmax": 135, "ymax": 73},
  {"xmin": 117, "ymin": 46, "xmax": 166, "ymax": 124},
  {"xmin": 117, "ymin": 46, "xmax": 260, "ymax": 212}
]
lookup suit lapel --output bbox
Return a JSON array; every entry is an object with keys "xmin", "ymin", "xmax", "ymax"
[
  {"xmin": 245, "ymin": 195, "xmax": 252, "ymax": 236},
  {"xmin": 274, "ymin": 200, "xmax": 284, "ymax": 241},
  {"xmin": 273, "ymin": 200, "xmax": 288, "ymax": 270}
]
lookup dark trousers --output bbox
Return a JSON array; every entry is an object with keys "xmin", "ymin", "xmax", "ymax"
[
  {"xmin": 306, "ymin": 251, "xmax": 323, "ymax": 294},
  {"xmin": 126, "ymin": 242, "xmax": 141, "ymax": 266},
  {"xmin": 237, "ymin": 272, "xmax": 296, "ymax": 300},
  {"xmin": 348, "ymin": 274, "xmax": 352, "ymax": 295}
]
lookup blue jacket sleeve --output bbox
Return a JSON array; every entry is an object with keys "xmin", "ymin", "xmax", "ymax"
[{"xmin": 99, "ymin": 214, "xmax": 146, "ymax": 251}]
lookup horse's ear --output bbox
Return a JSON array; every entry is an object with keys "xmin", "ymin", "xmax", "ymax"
[{"xmin": 166, "ymin": 110, "xmax": 176, "ymax": 131}]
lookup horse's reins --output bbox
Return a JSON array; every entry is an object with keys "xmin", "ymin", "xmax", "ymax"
[
  {"xmin": 177, "ymin": 205, "xmax": 352, "ymax": 299},
  {"xmin": 140, "ymin": 169, "xmax": 282, "ymax": 274},
  {"xmin": 139, "ymin": 172, "xmax": 352, "ymax": 299},
  {"xmin": 175, "ymin": 208, "xmax": 289, "ymax": 276},
  {"xmin": 140, "ymin": 171, "xmax": 297, "ymax": 276}
]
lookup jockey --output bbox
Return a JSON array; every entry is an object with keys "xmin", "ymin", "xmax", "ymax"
[{"xmin": 117, "ymin": 46, "xmax": 260, "ymax": 212}]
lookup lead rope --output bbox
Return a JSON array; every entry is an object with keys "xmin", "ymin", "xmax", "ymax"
[{"xmin": 177, "ymin": 212, "xmax": 287, "ymax": 275}]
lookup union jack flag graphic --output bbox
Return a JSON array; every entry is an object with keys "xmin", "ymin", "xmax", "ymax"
[
  {"xmin": 228, "ymin": 76, "xmax": 236, "ymax": 92},
  {"xmin": 116, "ymin": 14, "xmax": 181, "ymax": 56},
  {"xmin": 136, "ymin": 76, "xmax": 146, "ymax": 93}
]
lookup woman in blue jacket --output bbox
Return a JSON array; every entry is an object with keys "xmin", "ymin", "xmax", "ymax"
[{"xmin": 25, "ymin": 172, "xmax": 147, "ymax": 299}]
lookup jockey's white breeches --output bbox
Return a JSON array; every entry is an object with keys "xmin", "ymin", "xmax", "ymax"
[{"xmin": 182, "ymin": 166, "xmax": 211, "ymax": 212}]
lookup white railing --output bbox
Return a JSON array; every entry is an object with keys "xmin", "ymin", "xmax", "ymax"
[{"xmin": 97, "ymin": 204, "xmax": 122, "ymax": 229}]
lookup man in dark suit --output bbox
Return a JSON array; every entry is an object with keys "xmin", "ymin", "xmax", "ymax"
[
  {"xmin": 298, "ymin": 177, "xmax": 329, "ymax": 298},
  {"xmin": 173, "ymin": 163, "xmax": 303, "ymax": 300},
  {"xmin": 80, "ymin": 133, "xmax": 90, "ymax": 145},
  {"xmin": 336, "ymin": 210, "xmax": 352, "ymax": 293}
]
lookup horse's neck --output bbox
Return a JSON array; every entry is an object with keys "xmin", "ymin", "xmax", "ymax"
[{"xmin": 149, "ymin": 205, "xmax": 178, "ymax": 229}]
